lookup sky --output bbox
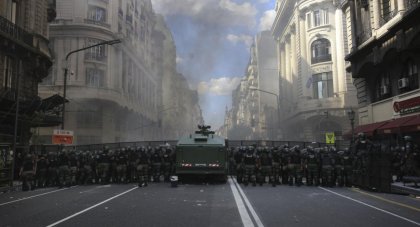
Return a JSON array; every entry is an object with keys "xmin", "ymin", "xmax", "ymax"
[{"xmin": 151, "ymin": 0, "xmax": 277, "ymax": 129}]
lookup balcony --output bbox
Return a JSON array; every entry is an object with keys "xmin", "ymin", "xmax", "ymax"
[
  {"xmin": 85, "ymin": 53, "xmax": 107, "ymax": 62},
  {"xmin": 311, "ymin": 55, "xmax": 332, "ymax": 64},
  {"xmin": 0, "ymin": 15, "xmax": 33, "ymax": 47},
  {"xmin": 84, "ymin": 19, "xmax": 110, "ymax": 29},
  {"xmin": 356, "ymin": 28, "xmax": 372, "ymax": 45},
  {"xmin": 380, "ymin": 9, "xmax": 398, "ymax": 26},
  {"xmin": 405, "ymin": 0, "xmax": 420, "ymax": 10}
]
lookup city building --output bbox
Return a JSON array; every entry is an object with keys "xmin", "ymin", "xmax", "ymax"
[
  {"xmin": 154, "ymin": 15, "xmax": 204, "ymax": 139},
  {"xmin": 340, "ymin": 0, "xmax": 420, "ymax": 142},
  {"xmin": 0, "ymin": 0, "xmax": 57, "ymax": 145},
  {"xmin": 221, "ymin": 31, "xmax": 279, "ymax": 140},
  {"xmin": 272, "ymin": 0, "xmax": 358, "ymax": 142},
  {"xmin": 36, "ymin": 0, "xmax": 202, "ymax": 144}
]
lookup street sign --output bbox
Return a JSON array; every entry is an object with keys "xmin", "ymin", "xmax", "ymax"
[
  {"xmin": 52, "ymin": 129, "xmax": 74, "ymax": 145},
  {"xmin": 325, "ymin": 132, "xmax": 335, "ymax": 144}
]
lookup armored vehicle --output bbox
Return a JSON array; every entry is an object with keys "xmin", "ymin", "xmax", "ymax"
[{"xmin": 175, "ymin": 125, "xmax": 227, "ymax": 183}]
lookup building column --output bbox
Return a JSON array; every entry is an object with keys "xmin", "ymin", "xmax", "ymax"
[
  {"xmin": 335, "ymin": 7, "xmax": 346, "ymax": 95},
  {"xmin": 397, "ymin": 0, "xmax": 405, "ymax": 12},
  {"xmin": 372, "ymin": 0, "xmax": 381, "ymax": 30}
]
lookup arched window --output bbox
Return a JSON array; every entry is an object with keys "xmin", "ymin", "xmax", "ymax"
[{"xmin": 311, "ymin": 39, "xmax": 331, "ymax": 64}]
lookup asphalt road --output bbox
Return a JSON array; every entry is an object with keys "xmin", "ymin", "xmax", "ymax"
[{"xmin": 1, "ymin": 178, "xmax": 420, "ymax": 227}]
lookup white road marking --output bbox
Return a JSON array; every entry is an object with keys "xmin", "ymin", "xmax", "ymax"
[
  {"xmin": 319, "ymin": 187, "xmax": 420, "ymax": 226},
  {"xmin": 0, "ymin": 187, "xmax": 77, "ymax": 206},
  {"xmin": 79, "ymin": 185, "xmax": 111, "ymax": 194},
  {"xmin": 46, "ymin": 186, "xmax": 138, "ymax": 227},
  {"xmin": 228, "ymin": 178, "xmax": 254, "ymax": 227},
  {"xmin": 233, "ymin": 178, "xmax": 265, "ymax": 227}
]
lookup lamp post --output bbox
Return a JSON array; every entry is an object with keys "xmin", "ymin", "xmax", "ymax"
[
  {"xmin": 249, "ymin": 86, "xmax": 281, "ymax": 140},
  {"xmin": 61, "ymin": 39, "xmax": 121, "ymax": 130},
  {"xmin": 347, "ymin": 108, "xmax": 355, "ymax": 145}
]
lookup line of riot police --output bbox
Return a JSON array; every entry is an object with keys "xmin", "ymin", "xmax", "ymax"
[
  {"xmin": 18, "ymin": 146, "xmax": 176, "ymax": 191},
  {"xmin": 230, "ymin": 145, "xmax": 354, "ymax": 187}
]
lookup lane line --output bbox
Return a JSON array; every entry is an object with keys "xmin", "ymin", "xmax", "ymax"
[
  {"xmin": 46, "ymin": 186, "xmax": 138, "ymax": 227},
  {"xmin": 351, "ymin": 188, "xmax": 420, "ymax": 213},
  {"xmin": 319, "ymin": 187, "xmax": 420, "ymax": 226},
  {"xmin": 233, "ymin": 178, "xmax": 264, "ymax": 227},
  {"xmin": 0, "ymin": 186, "xmax": 77, "ymax": 206},
  {"xmin": 228, "ymin": 178, "xmax": 254, "ymax": 227}
]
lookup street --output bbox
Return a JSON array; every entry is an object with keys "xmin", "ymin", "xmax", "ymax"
[{"xmin": 1, "ymin": 177, "xmax": 420, "ymax": 227}]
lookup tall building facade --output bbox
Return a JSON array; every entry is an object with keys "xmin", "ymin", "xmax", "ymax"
[
  {"xmin": 340, "ymin": 0, "xmax": 420, "ymax": 142},
  {"xmin": 272, "ymin": 0, "xmax": 358, "ymax": 142},
  {"xmin": 221, "ymin": 31, "xmax": 279, "ymax": 140},
  {"xmin": 36, "ymin": 0, "xmax": 202, "ymax": 144},
  {"xmin": 0, "ymin": 0, "xmax": 57, "ymax": 145}
]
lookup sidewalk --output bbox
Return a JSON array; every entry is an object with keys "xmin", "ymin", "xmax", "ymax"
[
  {"xmin": 391, "ymin": 182, "xmax": 420, "ymax": 196},
  {"xmin": 0, "ymin": 181, "xmax": 22, "ymax": 193}
]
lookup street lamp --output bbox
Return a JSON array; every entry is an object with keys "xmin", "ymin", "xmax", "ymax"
[
  {"xmin": 347, "ymin": 108, "xmax": 355, "ymax": 145},
  {"xmin": 61, "ymin": 39, "xmax": 122, "ymax": 129},
  {"xmin": 249, "ymin": 86, "xmax": 281, "ymax": 140}
]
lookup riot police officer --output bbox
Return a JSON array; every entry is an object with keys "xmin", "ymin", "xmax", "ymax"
[
  {"xmin": 234, "ymin": 147, "xmax": 244, "ymax": 183},
  {"xmin": 289, "ymin": 146, "xmax": 303, "ymax": 186},
  {"xmin": 116, "ymin": 149, "xmax": 128, "ymax": 183},
  {"xmin": 137, "ymin": 147, "xmax": 150, "ymax": 187},
  {"xmin": 162, "ymin": 147, "xmax": 173, "ymax": 182},
  {"xmin": 271, "ymin": 147, "xmax": 281, "ymax": 186},
  {"xmin": 58, "ymin": 150, "xmax": 70, "ymax": 188},
  {"xmin": 151, "ymin": 147, "xmax": 163, "ymax": 182},
  {"xmin": 320, "ymin": 147, "xmax": 334, "ymax": 187},
  {"xmin": 242, "ymin": 147, "xmax": 257, "ymax": 186},
  {"xmin": 304, "ymin": 146, "xmax": 320, "ymax": 186},
  {"xmin": 36, "ymin": 154, "xmax": 48, "ymax": 188},
  {"xmin": 258, "ymin": 147, "xmax": 274, "ymax": 186},
  {"xmin": 46, "ymin": 152, "xmax": 59, "ymax": 187},
  {"xmin": 20, "ymin": 154, "xmax": 36, "ymax": 191}
]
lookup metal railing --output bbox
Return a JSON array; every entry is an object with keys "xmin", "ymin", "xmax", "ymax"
[
  {"xmin": 28, "ymin": 140, "xmax": 348, "ymax": 153},
  {"xmin": 406, "ymin": 0, "xmax": 420, "ymax": 10},
  {"xmin": 85, "ymin": 52, "xmax": 107, "ymax": 62},
  {"xmin": 84, "ymin": 19, "xmax": 111, "ymax": 29},
  {"xmin": 0, "ymin": 15, "xmax": 33, "ymax": 46},
  {"xmin": 357, "ymin": 28, "xmax": 373, "ymax": 44}
]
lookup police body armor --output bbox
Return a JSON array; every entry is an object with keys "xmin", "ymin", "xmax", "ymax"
[
  {"xmin": 258, "ymin": 152, "xmax": 274, "ymax": 186},
  {"xmin": 243, "ymin": 154, "xmax": 257, "ymax": 186}
]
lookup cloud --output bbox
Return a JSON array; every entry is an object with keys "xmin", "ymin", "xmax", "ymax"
[
  {"xmin": 226, "ymin": 34, "xmax": 254, "ymax": 48},
  {"xmin": 259, "ymin": 9, "xmax": 276, "ymax": 31},
  {"xmin": 151, "ymin": 0, "xmax": 257, "ymax": 28},
  {"xmin": 258, "ymin": 0, "xmax": 270, "ymax": 3},
  {"xmin": 198, "ymin": 77, "xmax": 242, "ymax": 96}
]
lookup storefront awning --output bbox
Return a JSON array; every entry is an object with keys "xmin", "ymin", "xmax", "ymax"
[
  {"xmin": 401, "ymin": 114, "xmax": 420, "ymax": 133},
  {"xmin": 352, "ymin": 121, "xmax": 390, "ymax": 137},
  {"xmin": 377, "ymin": 115, "xmax": 418, "ymax": 134}
]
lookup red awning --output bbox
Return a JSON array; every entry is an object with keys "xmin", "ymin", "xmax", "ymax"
[
  {"xmin": 377, "ymin": 115, "xmax": 418, "ymax": 134},
  {"xmin": 401, "ymin": 114, "xmax": 420, "ymax": 133},
  {"xmin": 352, "ymin": 121, "xmax": 390, "ymax": 137}
]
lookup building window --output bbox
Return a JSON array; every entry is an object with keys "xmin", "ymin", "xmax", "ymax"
[
  {"xmin": 307, "ymin": 9, "xmax": 329, "ymax": 29},
  {"xmin": 1, "ymin": 56, "xmax": 14, "ymax": 89},
  {"xmin": 312, "ymin": 72, "xmax": 333, "ymax": 99},
  {"xmin": 88, "ymin": 6, "xmax": 106, "ymax": 23},
  {"xmin": 85, "ymin": 39, "xmax": 106, "ymax": 61},
  {"xmin": 86, "ymin": 68, "xmax": 105, "ymax": 87},
  {"xmin": 314, "ymin": 10, "xmax": 321, "ymax": 27},
  {"xmin": 399, "ymin": 60, "xmax": 419, "ymax": 92},
  {"xmin": 375, "ymin": 73, "xmax": 391, "ymax": 101},
  {"xmin": 311, "ymin": 38, "xmax": 331, "ymax": 64},
  {"xmin": 381, "ymin": 0, "xmax": 396, "ymax": 24}
]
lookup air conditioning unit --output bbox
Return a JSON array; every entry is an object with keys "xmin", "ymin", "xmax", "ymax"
[
  {"xmin": 398, "ymin": 78, "xmax": 409, "ymax": 89},
  {"xmin": 380, "ymin": 86, "xmax": 389, "ymax": 95}
]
